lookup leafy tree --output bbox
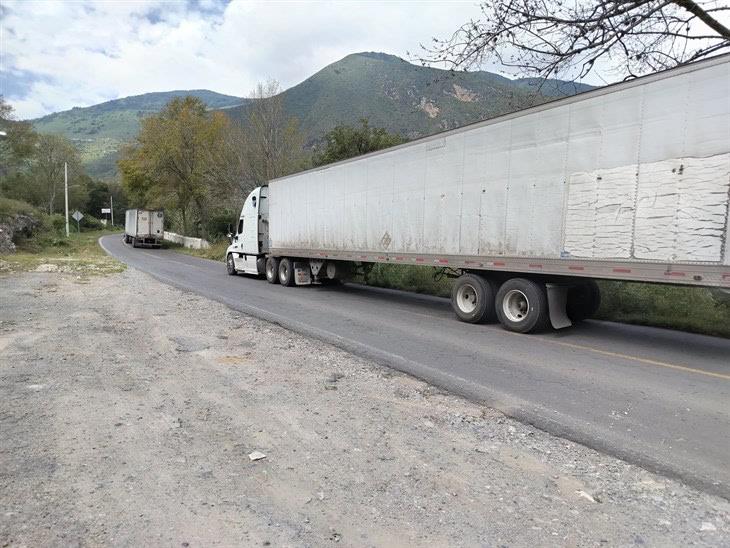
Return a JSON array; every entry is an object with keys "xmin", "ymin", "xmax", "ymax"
[
  {"xmin": 119, "ymin": 96, "xmax": 231, "ymax": 238},
  {"xmin": 312, "ymin": 118, "xmax": 408, "ymax": 167},
  {"xmin": 0, "ymin": 97, "xmax": 38, "ymax": 183},
  {"xmin": 419, "ymin": 1, "xmax": 730, "ymax": 81},
  {"xmin": 32, "ymin": 134, "xmax": 84, "ymax": 215}
]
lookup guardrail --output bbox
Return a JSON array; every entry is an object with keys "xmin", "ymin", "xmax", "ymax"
[{"xmin": 163, "ymin": 231, "xmax": 210, "ymax": 250}]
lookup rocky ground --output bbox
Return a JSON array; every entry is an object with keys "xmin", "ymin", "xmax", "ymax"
[{"xmin": 1, "ymin": 269, "xmax": 728, "ymax": 547}]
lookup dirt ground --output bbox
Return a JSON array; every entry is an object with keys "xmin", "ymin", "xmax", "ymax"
[{"xmin": 1, "ymin": 269, "xmax": 728, "ymax": 547}]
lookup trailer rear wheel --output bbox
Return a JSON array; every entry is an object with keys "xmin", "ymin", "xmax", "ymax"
[
  {"xmin": 495, "ymin": 278, "xmax": 549, "ymax": 333},
  {"xmin": 451, "ymin": 274, "xmax": 497, "ymax": 324},
  {"xmin": 266, "ymin": 257, "xmax": 280, "ymax": 284},
  {"xmin": 226, "ymin": 254, "xmax": 237, "ymax": 276},
  {"xmin": 566, "ymin": 281, "xmax": 601, "ymax": 322},
  {"xmin": 278, "ymin": 258, "xmax": 295, "ymax": 286}
]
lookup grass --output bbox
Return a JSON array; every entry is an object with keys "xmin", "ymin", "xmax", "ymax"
[
  {"xmin": 595, "ymin": 280, "xmax": 730, "ymax": 338},
  {"xmin": 0, "ymin": 229, "xmax": 126, "ymax": 276},
  {"xmin": 163, "ymin": 239, "xmax": 228, "ymax": 261}
]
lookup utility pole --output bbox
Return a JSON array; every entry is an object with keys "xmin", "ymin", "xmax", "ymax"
[
  {"xmin": 64, "ymin": 162, "xmax": 69, "ymax": 237},
  {"xmin": 110, "ymin": 194, "xmax": 114, "ymax": 226}
]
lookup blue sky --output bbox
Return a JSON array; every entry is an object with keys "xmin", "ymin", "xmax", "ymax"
[{"xmin": 1, "ymin": 0, "xmax": 483, "ymax": 119}]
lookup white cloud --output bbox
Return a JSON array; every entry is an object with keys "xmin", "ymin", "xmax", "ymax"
[{"xmin": 1, "ymin": 0, "xmax": 482, "ymax": 119}]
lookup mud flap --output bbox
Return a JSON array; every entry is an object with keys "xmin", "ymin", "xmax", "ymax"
[{"xmin": 546, "ymin": 284, "xmax": 572, "ymax": 330}]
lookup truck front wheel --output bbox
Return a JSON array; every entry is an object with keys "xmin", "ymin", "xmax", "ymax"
[
  {"xmin": 226, "ymin": 254, "xmax": 237, "ymax": 276},
  {"xmin": 495, "ymin": 278, "xmax": 550, "ymax": 333},
  {"xmin": 278, "ymin": 258, "xmax": 295, "ymax": 286},
  {"xmin": 451, "ymin": 273, "xmax": 497, "ymax": 324},
  {"xmin": 266, "ymin": 257, "xmax": 280, "ymax": 284}
]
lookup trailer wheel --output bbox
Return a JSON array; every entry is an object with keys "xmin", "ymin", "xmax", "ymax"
[
  {"xmin": 266, "ymin": 257, "xmax": 280, "ymax": 284},
  {"xmin": 278, "ymin": 258, "xmax": 295, "ymax": 286},
  {"xmin": 132, "ymin": 237, "xmax": 138, "ymax": 248},
  {"xmin": 451, "ymin": 273, "xmax": 497, "ymax": 324},
  {"xmin": 566, "ymin": 281, "xmax": 601, "ymax": 322},
  {"xmin": 226, "ymin": 253, "xmax": 237, "ymax": 276},
  {"xmin": 495, "ymin": 278, "xmax": 550, "ymax": 333}
]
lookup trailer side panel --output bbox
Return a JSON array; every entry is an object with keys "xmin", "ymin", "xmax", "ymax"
[{"xmin": 269, "ymin": 56, "xmax": 730, "ymax": 280}]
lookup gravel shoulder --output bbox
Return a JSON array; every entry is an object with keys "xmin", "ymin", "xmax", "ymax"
[{"xmin": 1, "ymin": 269, "xmax": 728, "ymax": 547}]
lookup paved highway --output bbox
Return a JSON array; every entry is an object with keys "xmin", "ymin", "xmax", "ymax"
[{"xmin": 100, "ymin": 235, "xmax": 730, "ymax": 498}]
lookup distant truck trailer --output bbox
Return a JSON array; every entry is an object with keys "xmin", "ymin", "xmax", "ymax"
[
  {"xmin": 225, "ymin": 54, "xmax": 730, "ymax": 333},
  {"xmin": 124, "ymin": 209, "xmax": 164, "ymax": 248}
]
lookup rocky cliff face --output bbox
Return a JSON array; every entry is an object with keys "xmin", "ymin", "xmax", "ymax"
[{"xmin": 0, "ymin": 214, "xmax": 40, "ymax": 253}]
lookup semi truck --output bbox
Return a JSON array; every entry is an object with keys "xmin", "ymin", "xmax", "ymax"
[
  {"xmin": 225, "ymin": 54, "xmax": 730, "ymax": 333},
  {"xmin": 124, "ymin": 209, "xmax": 164, "ymax": 248}
]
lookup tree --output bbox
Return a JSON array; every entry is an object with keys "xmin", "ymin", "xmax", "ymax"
[
  {"xmin": 0, "ymin": 97, "xmax": 38, "ymax": 182},
  {"xmin": 119, "ymin": 96, "xmax": 232, "ymax": 238},
  {"xmin": 312, "ymin": 119, "xmax": 408, "ymax": 167},
  {"xmin": 419, "ymin": 1, "xmax": 730, "ymax": 81},
  {"xmin": 243, "ymin": 80, "xmax": 306, "ymax": 186},
  {"xmin": 27, "ymin": 134, "xmax": 84, "ymax": 215}
]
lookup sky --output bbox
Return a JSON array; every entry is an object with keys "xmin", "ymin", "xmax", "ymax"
[{"xmin": 1, "ymin": 0, "xmax": 486, "ymax": 119}]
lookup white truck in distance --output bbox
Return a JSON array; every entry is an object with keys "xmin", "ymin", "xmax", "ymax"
[
  {"xmin": 225, "ymin": 54, "xmax": 730, "ymax": 334},
  {"xmin": 124, "ymin": 209, "xmax": 164, "ymax": 248}
]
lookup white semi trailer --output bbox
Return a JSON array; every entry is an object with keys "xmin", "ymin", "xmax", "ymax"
[
  {"xmin": 226, "ymin": 54, "xmax": 730, "ymax": 333},
  {"xmin": 124, "ymin": 209, "xmax": 164, "ymax": 248}
]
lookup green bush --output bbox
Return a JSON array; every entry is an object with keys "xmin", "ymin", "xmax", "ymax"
[
  {"xmin": 205, "ymin": 210, "xmax": 237, "ymax": 241},
  {"xmin": 362, "ymin": 264, "xmax": 452, "ymax": 298},
  {"xmin": 596, "ymin": 281, "xmax": 730, "ymax": 338},
  {"xmin": 0, "ymin": 197, "xmax": 38, "ymax": 221},
  {"xmin": 80, "ymin": 214, "xmax": 104, "ymax": 231},
  {"xmin": 46, "ymin": 214, "xmax": 67, "ymax": 234}
]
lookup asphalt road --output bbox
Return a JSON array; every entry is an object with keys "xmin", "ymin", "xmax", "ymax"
[{"xmin": 100, "ymin": 235, "xmax": 730, "ymax": 499}]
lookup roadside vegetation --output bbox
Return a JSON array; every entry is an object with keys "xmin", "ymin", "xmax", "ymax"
[
  {"xmin": 0, "ymin": 228, "xmax": 124, "ymax": 276},
  {"xmin": 0, "ymin": 197, "xmax": 123, "ymax": 275}
]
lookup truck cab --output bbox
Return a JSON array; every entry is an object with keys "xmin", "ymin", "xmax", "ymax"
[{"xmin": 226, "ymin": 186, "xmax": 268, "ymax": 276}]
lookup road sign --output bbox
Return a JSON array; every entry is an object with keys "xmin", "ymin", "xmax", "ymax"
[
  {"xmin": 101, "ymin": 208, "xmax": 111, "ymax": 214},
  {"xmin": 72, "ymin": 211, "xmax": 84, "ymax": 221}
]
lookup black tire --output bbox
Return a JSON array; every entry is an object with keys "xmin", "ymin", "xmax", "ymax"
[
  {"xmin": 278, "ymin": 258, "xmax": 295, "ymax": 287},
  {"xmin": 495, "ymin": 278, "xmax": 550, "ymax": 333},
  {"xmin": 256, "ymin": 257, "xmax": 266, "ymax": 277},
  {"xmin": 132, "ymin": 238, "xmax": 138, "ymax": 248},
  {"xmin": 266, "ymin": 257, "xmax": 280, "ymax": 284},
  {"xmin": 566, "ymin": 281, "xmax": 601, "ymax": 322},
  {"xmin": 451, "ymin": 273, "xmax": 497, "ymax": 324},
  {"xmin": 226, "ymin": 253, "xmax": 237, "ymax": 276}
]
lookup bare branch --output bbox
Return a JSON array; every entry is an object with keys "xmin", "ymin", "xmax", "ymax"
[{"xmin": 417, "ymin": 0, "xmax": 730, "ymax": 83}]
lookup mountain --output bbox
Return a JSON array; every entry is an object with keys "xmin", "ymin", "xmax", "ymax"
[
  {"xmin": 227, "ymin": 52, "xmax": 590, "ymax": 143},
  {"xmin": 32, "ymin": 90, "xmax": 245, "ymax": 178},
  {"xmin": 31, "ymin": 53, "xmax": 591, "ymax": 179}
]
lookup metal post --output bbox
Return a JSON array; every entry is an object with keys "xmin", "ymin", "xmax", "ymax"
[
  {"xmin": 64, "ymin": 162, "xmax": 69, "ymax": 237},
  {"xmin": 110, "ymin": 194, "xmax": 114, "ymax": 226}
]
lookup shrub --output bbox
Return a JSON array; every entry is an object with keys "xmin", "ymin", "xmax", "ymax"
[
  {"xmin": 0, "ymin": 197, "xmax": 38, "ymax": 221},
  {"xmin": 46, "ymin": 214, "xmax": 67, "ymax": 234},
  {"xmin": 80, "ymin": 214, "xmax": 104, "ymax": 231},
  {"xmin": 205, "ymin": 210, "xmax": 237, "ymax": 242}
]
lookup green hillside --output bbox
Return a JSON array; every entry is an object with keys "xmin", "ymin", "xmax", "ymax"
[
  {"xmin": 31, "ymin": 53, "xmax": 591, "ymax": 179},
  {"xmin": 227, "ymin": 52, "xmax": 591, "ymax": 144},
  {"xmin": 32, "ymin": 90, "xmax": 244, "ymax": 179}
]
